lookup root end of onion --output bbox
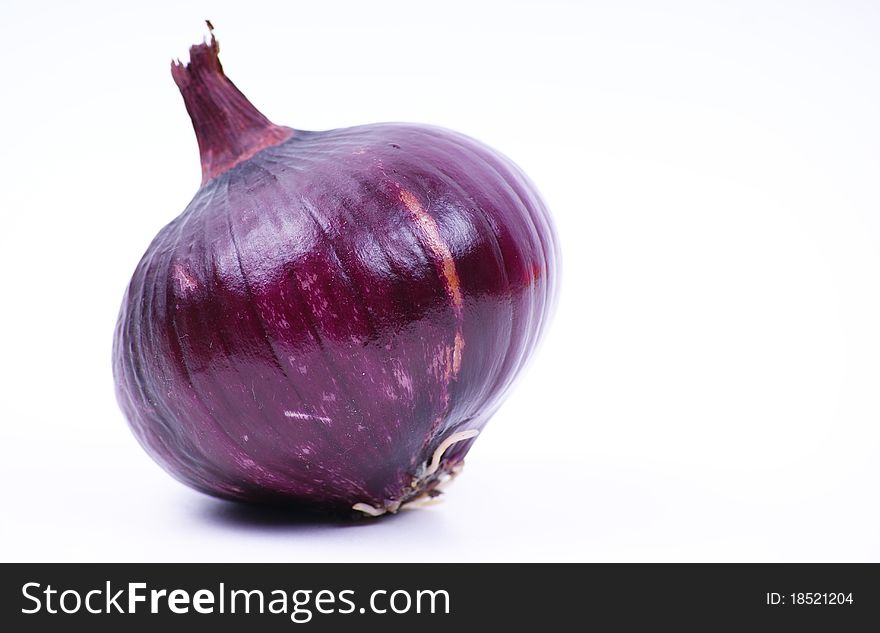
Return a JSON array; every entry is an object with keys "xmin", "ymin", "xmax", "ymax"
[
  {"xmin": 352, "ymin": 450, "xmax": 471, "ymax": 519},
  {"xmin": 352, "ymin": 502, "xmax": 386, "ymax": 517},
  {"xmin": 424, "ymin": 429, "xmax": 479, "ymax": 477}
]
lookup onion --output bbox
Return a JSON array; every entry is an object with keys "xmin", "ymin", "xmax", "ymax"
[{"xmin": 113, "ymin": 26, "xmax": 559, "ymax": 517}]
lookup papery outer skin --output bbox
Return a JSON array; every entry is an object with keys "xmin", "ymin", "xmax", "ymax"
[{"xmin": 113, "ymin": 123, "xmax": 558, "ymax": 513}]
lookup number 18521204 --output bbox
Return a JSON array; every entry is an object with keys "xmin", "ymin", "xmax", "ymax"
[{"xmin": 790, "ymin": 593, "xmax": 853, "ymax": 605}]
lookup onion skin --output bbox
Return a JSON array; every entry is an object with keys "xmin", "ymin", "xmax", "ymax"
[{"xmin": 113, "ymin": 31, "xmax": 559, "ymax": 516}]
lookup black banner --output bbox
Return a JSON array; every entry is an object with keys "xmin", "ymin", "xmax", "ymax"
[{"xmin": 1, "ymin": 564, "xmax": 876, "ymax": 630}]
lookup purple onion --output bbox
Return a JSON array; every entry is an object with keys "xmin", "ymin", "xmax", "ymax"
[{"xmin": 113, "ymin": 29, "xmax": 559, "ymax": 517}]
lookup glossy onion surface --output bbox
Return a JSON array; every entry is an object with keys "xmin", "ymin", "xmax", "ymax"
[{"xmin": 113, "ymin": 33, "xmax": 559, "ymax": 516}]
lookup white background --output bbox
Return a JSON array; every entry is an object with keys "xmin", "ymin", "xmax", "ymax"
[{"xmin": 1, "ymin": 0, "xmax": 879, "ymax": 562}]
